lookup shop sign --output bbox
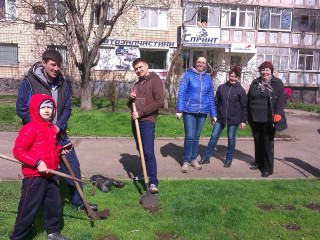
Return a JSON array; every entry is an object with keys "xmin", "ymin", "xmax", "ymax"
[
  {"xmin": 101, "ymin": 39, "xmax": 177, "ymax": 48},
  {"xmin": 231, "ymin": 43, "xmax": 256, "ymax": 53},
  {"xmin": 182, "ymin": 27, "xmax": 220, "ymax": 46}
]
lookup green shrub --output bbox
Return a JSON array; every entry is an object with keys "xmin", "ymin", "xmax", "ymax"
[{"xmin": 286, "ymin": 102, "xmax": 320, "ymax": 113}]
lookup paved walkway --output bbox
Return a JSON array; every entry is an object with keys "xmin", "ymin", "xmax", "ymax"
[{"xmin": 1, "ymin": 109, "xmax": 319, "ymax": 181}]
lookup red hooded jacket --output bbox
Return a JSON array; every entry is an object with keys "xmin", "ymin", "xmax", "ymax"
[{"xmin": 13, "ymin": 94, "xmax": 61, "ymax": 177}]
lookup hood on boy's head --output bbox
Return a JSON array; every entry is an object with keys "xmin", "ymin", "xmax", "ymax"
[{"xmin": 29, "ymin": 94, "xmax": 56, "ymax": 123}]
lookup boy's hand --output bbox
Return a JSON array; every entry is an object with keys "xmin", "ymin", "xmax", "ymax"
[
  {"xmin": 37, "ymin": 161, "xmax": 48, "ymax": 174},
  {"xmin": 240, "ymin": 122, "xmax": 246, "ymax": 130}
]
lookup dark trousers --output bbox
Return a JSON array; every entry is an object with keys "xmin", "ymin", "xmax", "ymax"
[
  {"xmin": 132, "ymin": 120, "xmax": 158, "ymax": 187},
  {"xmin": 10, "ymin": 176, "xmax": 61, "ymax": 240},
  {"xmin": 58, "ymin": 136, "xmax": 83, "ymax": 206},
  {"xmin": 251, "ymin": 122, "xmax": 276, "ymax": 173}
]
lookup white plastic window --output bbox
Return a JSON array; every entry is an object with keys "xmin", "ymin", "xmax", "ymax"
[{"xmin": 139, "ymin": 7, "xmax": 168, "ymax": 30}]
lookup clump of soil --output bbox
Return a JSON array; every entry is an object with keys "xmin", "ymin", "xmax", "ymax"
[
  {"xmin": 257, "ymin": 203, "xmax": 275, "ymax": 211},
  {"xmin": 143, "ymin": 204, "xmax": 161, "ymax": 214},
  {"xmin": 281, "ymin": 223, "xmax": 301, "ymax": 231},
  {"xmin": 98, "ymin": 235, "xmax": 119, "ymax": 240},
  {"xmin": 304, "ymin": 203, "xmax": 320, "ymax": 211},
  {"xmin": 155, "ymin": 231, "xmax": 179, "ymax": 240}
]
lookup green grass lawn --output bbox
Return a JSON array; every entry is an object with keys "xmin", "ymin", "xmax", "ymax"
[
  {"xmin": 0, "ymin": 179, "xmax": 319, "ymax": 239},
  {"xmin": 0, "ymin": 96, "xmax": 252, "ymax": 137}
]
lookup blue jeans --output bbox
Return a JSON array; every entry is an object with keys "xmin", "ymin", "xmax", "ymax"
[
  {"xmin": 203, "ymin": 122, "xmax": 238, "ymax": 162},
  {"xmin": 132, "ymin": 121, "xmax": 158, "ymax": 187},
  {"xmin": 183, "ymin": 112, "xmax": 207, "ymax": 163}
]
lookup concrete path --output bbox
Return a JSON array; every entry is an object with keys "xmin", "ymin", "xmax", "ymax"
[{"xmin": 1, "ymin": 109, "xmax": 319, "ymax": 181}]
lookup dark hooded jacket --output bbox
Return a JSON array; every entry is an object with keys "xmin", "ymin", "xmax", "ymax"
[
  {"xmin": 16, "ymin": 62, "xmax": 71, "ymax": 136},
  {"xmin": 215, "ymin": 81, "xmax": 247, "ymax": 126},
  {"xmin": 13, "ymin": 94, "xmax": 61, "ymax": 177}
]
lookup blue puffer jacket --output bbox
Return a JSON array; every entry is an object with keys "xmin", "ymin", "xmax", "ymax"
[{"xmin": 177, "ymin": 68, "xmax": 217, "ymax": 118}]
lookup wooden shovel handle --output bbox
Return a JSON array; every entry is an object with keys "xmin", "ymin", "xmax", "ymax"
[{"xmin": 132, "ymin": 103, "xmax": 148, "ymax": 186}]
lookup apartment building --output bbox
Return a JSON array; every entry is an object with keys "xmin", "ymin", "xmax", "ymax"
[{"xmin": 0, "ymin": 0, "xmax": 319, "ymax": 103}]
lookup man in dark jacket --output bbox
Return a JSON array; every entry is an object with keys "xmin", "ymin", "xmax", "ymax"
[
  {"xmin": 16, "ymin": 50, "xmax": 98, "ymax": 210},
  {"xmin": 127, "ymin": 58, "xmax": 164, "ymax": 194}
]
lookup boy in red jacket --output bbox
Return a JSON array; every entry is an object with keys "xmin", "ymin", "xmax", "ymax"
[{"xmin": 10, "ymin": 94, "xmax": 70, "ymax": 240}]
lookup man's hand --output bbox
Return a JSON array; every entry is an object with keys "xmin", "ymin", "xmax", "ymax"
[
  {"xmin": 240, "ymin": 122, "xmax": 246, "ymax": 130},
  {"xmin": 37, "ymin": 161, "xmax": 48, "ymax": 174},
  {"xmin": 175, "ymin": 112, "xmax": 182, "ymax": 119},
  {"xmin": 130, "ymin": 87, "xmax": 136, "ymax": 99},
  {"xmin": 132, "ymin": 111, "xmax": 139, "ymax": 120}
]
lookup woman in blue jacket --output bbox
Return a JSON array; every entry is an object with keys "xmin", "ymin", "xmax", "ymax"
[
  {"xmin": 176, "ymin": 55, "xmax": 217, "ymax": 173},
  {"xmin": 199, "ymin": 66, "xmax": 247, "ymax": 168}
]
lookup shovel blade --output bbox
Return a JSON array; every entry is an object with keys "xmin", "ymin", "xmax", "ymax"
[{"xmin": 140, "ymin": 192, "xmax": 159, "ymax": 208}]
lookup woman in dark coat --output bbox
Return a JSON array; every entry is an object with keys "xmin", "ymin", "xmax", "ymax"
[
  {"xmin": 247, "ymin": 61, "xmax": 287, "ymax": 177},
  {"xmin": 199, "ymin": 66, "xmax": 247, "ymax": 168}
]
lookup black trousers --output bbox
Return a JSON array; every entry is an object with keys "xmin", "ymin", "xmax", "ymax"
[
  {"xmin": 251, "ymin": 122, "xmax": 276, "ymax": 173},
  {"xmin": 10, "ymin": 175, "xmax": 61, "ymax": 240}
]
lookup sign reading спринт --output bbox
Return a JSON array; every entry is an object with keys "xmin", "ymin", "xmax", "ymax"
[{"xmin": 182, "ymin": 27, "xmax": 221, "ymax": 46}]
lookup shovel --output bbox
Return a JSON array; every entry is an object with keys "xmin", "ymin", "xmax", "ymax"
[
  {"xmin": 132, "ymin": 103, "xmax": 159, "ymax": 209},
  {"xmin": 0, "ymin": 154, "xmax": 109, "ymax": 220},
  {"xmin": 59, "ymin": 155, "xmax": 110, "ymax": 220}
]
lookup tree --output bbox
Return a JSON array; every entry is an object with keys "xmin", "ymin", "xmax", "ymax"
[{"xmin": 17, "ymin": 0, "xmax": 137, "ymax": 110}]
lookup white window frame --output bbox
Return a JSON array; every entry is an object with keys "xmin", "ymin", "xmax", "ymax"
[
  {"xmin": 221, "ymin": 6, "xmax": 256, "ymax": 29},
  {"xmin": 93, "ymin": 4, "xmax": 113, "ymax": 26},
  {"xmin": 290, "ymin": 48, "xmax": 320, "ymax": 71},
  {"xmin": 0, "ymin": 0, "xmax": 17, "ymax": 21},
  {"xmin": 257, "ymin": 47, "xmax": 290, "ymax": 71},
  {"xmin": 185, "ymin": 3, "xmax": 220, "ymax": 27},
  {"xmin": 0, "ymin": 43, "xmax": 18, "ymax": 65},
  {"xmin": 139, "ymin": 48, "xmax": 168, "ymax": 70},
  {"xmin": 47, "ymin": 0, "xmax": 65, "ymax": 24},
  {"xmin": 292, "ymin": 9, "xmax": 320, "ymax": 33},
  {"xmin": 139, "ymin": 7, "xmax": 168, "ymax": 30},
  {"xmin": 47, "ymin": 45, "xmax": 67, "ymax": 67},
  {"xmin": 259, "ymin": 7, "xmax": 292, "ymax": 31}
]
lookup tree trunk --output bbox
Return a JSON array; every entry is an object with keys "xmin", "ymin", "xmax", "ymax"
[
  {"xmin": 164, "ymin": 88, "xmax": 169, "ymax": 109},
  {"xmin": 80, "ymin": 69, "xmax": 92, "ymax": 110}
]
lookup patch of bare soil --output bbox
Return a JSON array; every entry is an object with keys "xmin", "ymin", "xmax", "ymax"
[
  {"xmin": 282, "ymin": 205, "xmax": 296, "ymax": 211},
  {"xmin": 257, "ymin": 203, "xmax": 275, "ymax": 211},
  {"xmin": 143, "ymin": 204, "xmax": 161, "ymax": 214},
  {"xmin": 98, "ymin": 235, "xmax": 119, "ymax": 240},
  {"xmin": 155, "ymin": 231, "xmax": 179, "ymax": 240},
  {"xmin": 281, "ymin": 223, "xmax": 301, "ymax": 231},
  {"xmin": 304, "ymin": 203, "xmax": 320, "ymax": 211}
]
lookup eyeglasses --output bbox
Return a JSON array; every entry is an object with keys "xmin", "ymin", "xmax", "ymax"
[{"xmin": 196, "ymin": 61, "xmax": 206, "ymax": 65}]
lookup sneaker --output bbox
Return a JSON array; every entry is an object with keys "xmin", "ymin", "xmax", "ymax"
[
  {"xmin": 47, "ymin": 232, "xmax": 70, "ymax": 240},
  {"xmin": 198, "ymin": 157, "xmax": 210, "ymax": 165},
  {"xmin": 223, "ymin": 161, "xmax": 232, "ymax": 168},
  {"xmin": 181, "ymin": 162, "xmax": 189, "ymax": 173},
  {"xmin": 76, "ymin": 203, "xmax": 98, "ymax": 211},
  {"xmin": 191, "ymin": 160, "xmax": 202, "ymax": 170},
  {"xmin": 149, "ymin": 184, "xmax": 159, "ymax": 194}
]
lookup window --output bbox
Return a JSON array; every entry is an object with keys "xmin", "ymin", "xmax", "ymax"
[
  {"xmin": 231, "ymin": 56, "xmax": 242, "ymax": 66},
  {"xmin": 292, "ymin": 9, "xmax": 320, "ymax": 32},
  {"xmin": 47, "ymin": 45, "xmax": 67, "ymax": 67},
  {"xmin": 185, "ymin": 3, "xmax": 220, "ymax": 27},
  {"xmin": 259, "ymin": 7, "xmax": 292, "ymax": 30},
  {"xmin": 140, "ymin": 49, "xmax": 167, "ymax": 70},
  {"xmin": 94, "ymin": 4, "xmax": 113, "ymax": 26},
  {"xmin": 221, "ymin": 6, "xmax": 256, "ymax": 29},
  {"xmin": 0, "ymin": 43, "xmax": 18, "ymax": 65},
  {"xmin": 257, "ymin": 47, "xmax": 289, "ymax": 70},
  {"xmin": 139, "ymin": 8, "xmax": 168, "ymax": 30},
  {"xmin": 290, "ymin": 49, "xmax": 320, "ymax": 71},
  {"xmin": 0, "ymin": 0, "xmax": 16, "ymax": 20},
  {"xmin": 47, "ymin": 0, "xmax": 65, "ymax": 24}
]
